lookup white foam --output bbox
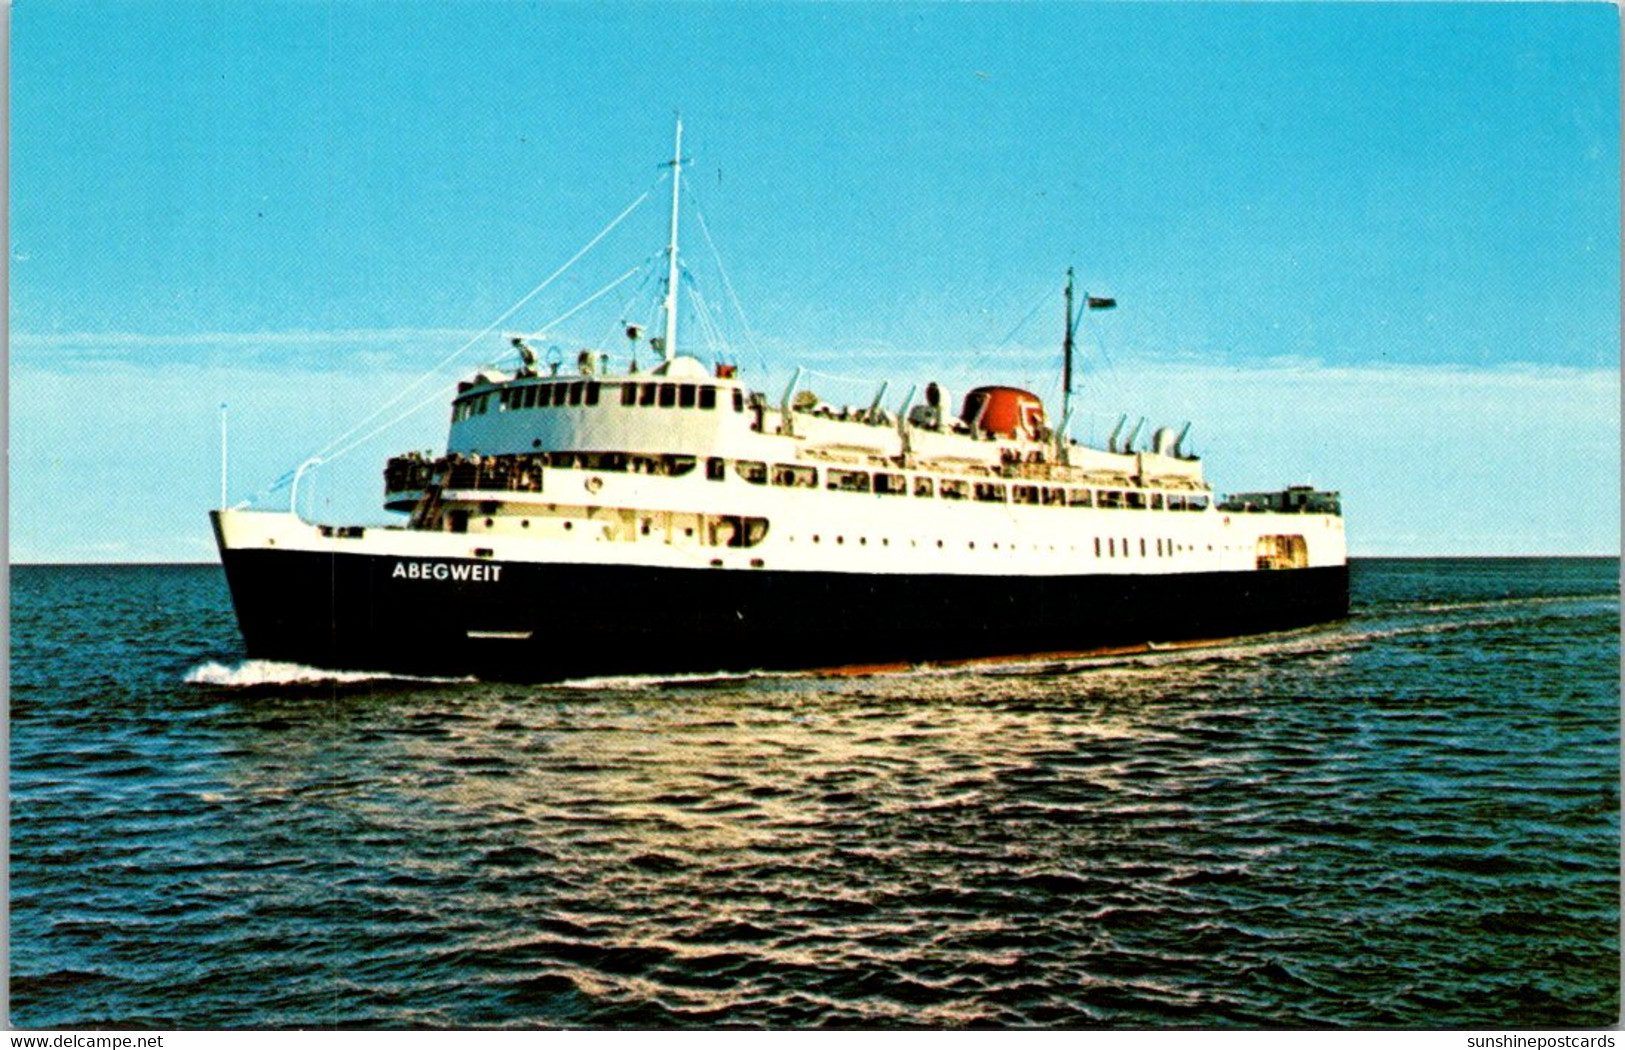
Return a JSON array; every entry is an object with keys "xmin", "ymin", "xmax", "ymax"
[
  {"xmin": 183, "ymin": 659, "xmax": 473, "ymax": 687},
  {"xmin": 1410, "ymin": 593, "xmax": 1614, "ymax": 615},
  {"xmin": 553, "ymin": 669, "xmax": 763, "ymax": 691}
]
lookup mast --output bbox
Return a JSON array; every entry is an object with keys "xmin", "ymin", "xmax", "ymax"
[
  {"xmin": 1062, "ymin": 267, "xmax": 1075, "ymax": 437},
  {"xmin": 660, "ymin": 115, "xmax": 684, "ymax": 362}
]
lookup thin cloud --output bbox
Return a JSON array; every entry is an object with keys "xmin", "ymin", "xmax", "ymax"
[{"xmin": 10, "ymin": 327, "xmax": 480, "ymax": 349}]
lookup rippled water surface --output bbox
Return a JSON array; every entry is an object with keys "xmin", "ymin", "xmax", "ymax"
[{"xmin": 11, "ymin": 559, "xmax": 1620, "ymax": 1028}]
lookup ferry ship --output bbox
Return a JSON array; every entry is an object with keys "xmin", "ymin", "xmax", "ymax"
[{"xmin": 210, "ymin": 122, "xmax": 1348, "ymax": 682}]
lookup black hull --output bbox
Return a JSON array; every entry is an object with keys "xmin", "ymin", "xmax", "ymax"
[{"xmin": 215, "ymin": 546, "xmax": 1350, "ymax": 682}]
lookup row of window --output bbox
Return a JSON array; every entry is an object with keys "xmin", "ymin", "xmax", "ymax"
[
  {"xmin": 781, "ymin": 533, "xmax": 1212, "ymax": 557},
  {"xmin": 453, "ymin": 382, "xmax": 745, "ymax": 422},
  {"xmin": 393, "ymin": 447, "xmax": 1209, "ymax": 511},
  {"xmin": 705, "ymin": 457, "xmax": 1209, "ymax": 510},
  {"xmin": 1096, "ymin": 536, "xmax": 1182, "ymax": 558}
]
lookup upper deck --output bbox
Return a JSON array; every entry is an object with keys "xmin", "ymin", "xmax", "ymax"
[{"xmin": 436, "ymin": 353, "xmax": 1212, "ymax": 499}]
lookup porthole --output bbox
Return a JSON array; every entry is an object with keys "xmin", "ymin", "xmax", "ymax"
[
  {"xmin": 484, "ymin": 518, "xmax": 494, "ymax": 527},
  {"xmin": 563, "ymin": 521, "xmax": 572, "ymax": 531},
  {"xmin": 522, "ymin": 520, "xmax": 530, "ymax": 529},
  {"xmin": 837, "ymin": 536, "xmax": 844, "ymax": 545}
]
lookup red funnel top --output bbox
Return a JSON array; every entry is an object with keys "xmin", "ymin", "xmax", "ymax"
[{"xmin": 961, "ymin": 386, "xmax": 1047, "ymax": 440}]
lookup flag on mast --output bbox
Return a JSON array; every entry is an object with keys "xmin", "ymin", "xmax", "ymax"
[{"xmin": 1087, "ymin": 296, "xmax": 1116, "ymax": 310}]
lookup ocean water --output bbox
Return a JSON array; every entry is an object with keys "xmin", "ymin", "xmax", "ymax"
[{"xmin": 9, "ymin": 558, "xmax": 1619, "ymax": 1029}]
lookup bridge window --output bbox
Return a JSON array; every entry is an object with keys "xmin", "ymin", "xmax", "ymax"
[
  {"xmin": 733, "ymin": 389, "xmax": 745, "ymax": 412},
  {"xmin": 658, "ymin": 384, "xmax": 677, "ymax": 408},
  {"xmin": 640, "ymin": 382, "xmax": 658, "ymax": 407},
  {"xmin": 913, "ymin": 477, "xmax": 934, "ymax": 498},
  {"xmin": 620, "ymin": 382, "xmax": 637, "ymax": 406},
  {"xmin": 1127, "ymin": 490, "xmax": 1147, "ymax": 509},
  {"xmin": 585, "ymin": 381, "xmax": 600, "ymax": 406},
  {"xmin": 700, "ymin": 386, "xmax": 717, "ymax": 410},
  {"xmin": 569, "ymin": 381, "xmax": 584, "ymax": 406},
  {"xmin": 680, "ymin": 384, "xmax": 697, "ymax": 409}
]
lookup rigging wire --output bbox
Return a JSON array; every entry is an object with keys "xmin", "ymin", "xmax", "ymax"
[
  {"xmin": 992, "ymin": 281, "xmax": 1060, "ymax": 351},
  {"xmin": 683, "ymin": 184, "xmax": 767, "ymax": 376},
  {"xmin": 517, "ymin": 264, "xmax": 644, "ymax": 342},
  {"xmin": 597, "ymin": 250, "xmax": 664, "ymax": 352},
  {"xmin": 681, "ymin": 268, "xmax": 732, "ymax": 361},
  {"xmin": 796, "ymin": 365, "xmax": 897, "ymax": 393},
  {"xmin": 298, "ymin": 180, "xmax": 660, "ymax": 467},
  {"xmin": 315, "ymin": 265, "xmax": 647, "ymax": 469}
]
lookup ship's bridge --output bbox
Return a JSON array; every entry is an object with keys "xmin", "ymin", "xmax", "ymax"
[{"xmin": 446, "ymin": 355, "xmax": 755, "ymax": 459}]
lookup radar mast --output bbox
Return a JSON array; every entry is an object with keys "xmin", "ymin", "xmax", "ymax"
[{"xmin": 660, "ymin": 115, "xmax": 685, "ymax": 363}]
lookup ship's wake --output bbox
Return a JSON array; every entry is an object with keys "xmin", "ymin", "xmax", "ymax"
[
  {"xmin": 184, "ymin": 659, "xmax": 475, "ymax": 688},
  {"xmin": 554, "ymin": 670, "xmax": 766, "ymax": 691}
]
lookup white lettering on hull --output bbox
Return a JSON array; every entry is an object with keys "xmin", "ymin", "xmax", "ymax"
[{"xmin": 391, "ymin": 560, "xmax": 504, "ymax": 582}]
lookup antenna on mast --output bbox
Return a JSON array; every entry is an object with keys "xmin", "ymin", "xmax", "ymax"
[
  {"xmin": 660, "ymin": 114, "xmax": 686, "ymax": 363},
  {"xmin": 1060, "ymin": 269, "xmax": 1076, "ymax": 462},
  {"xmin": 1061, "ymin": 267, "xmax": 1116, "ymax": 459}
]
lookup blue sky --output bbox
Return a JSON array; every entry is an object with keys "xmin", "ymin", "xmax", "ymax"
[{"xmin": 11, "ymin": 2, "xmax": 1620, "ymax": 560}]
